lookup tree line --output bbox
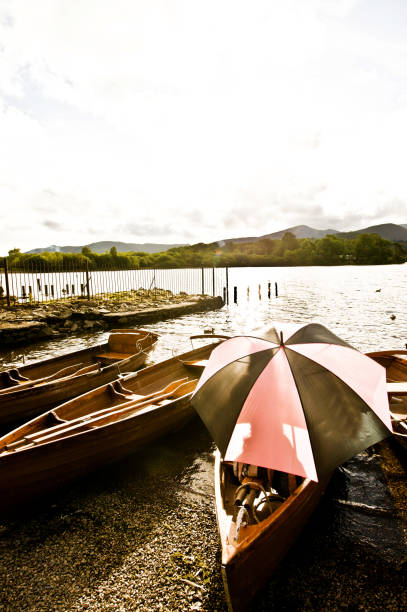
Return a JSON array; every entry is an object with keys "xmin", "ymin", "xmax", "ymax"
[{"xmin": 6, "ymin": 232, "xmax": 407, "ymax": 270}]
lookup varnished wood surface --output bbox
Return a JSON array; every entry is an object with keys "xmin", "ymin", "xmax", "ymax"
[
  {"xmin": 0, "ymin": 339, "xmax": 222, "ymax": 515},
  {"xmin": 368, "ymin": 350, "xmax": 407, "ymax": 453},
  {"xmin": 0, "ymin": 329, "xmax": 158, "ymax": 426},
  {"xmin": 214, "ymin": 452, "xmax": 330, "ymax": 612}
]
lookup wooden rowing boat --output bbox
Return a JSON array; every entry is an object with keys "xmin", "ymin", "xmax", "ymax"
[
  {"xmin": 214, "ymin": 451, "xmax": 331, "ymax": 611},
  {"xmin": 0, "ymin": 328, "xmax": 158, "ymax": 427},
  {"xmin": 0, "ymin": 336, "xmax": 226, "ymax": 515},
  {"xmin": 367, "ymin": 349, "xmax": 407, "ymax": 453}
]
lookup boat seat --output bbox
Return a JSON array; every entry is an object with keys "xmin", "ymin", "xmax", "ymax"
[
  {"xmin": 0, "ymin": 370, "xmax": 21, "ymax": 389},
  {"xmin": 50, "ymin": 410, "xmax": 68, "ymax": 423},
  {"xmin": 387, "ymin": 382, "xmax": 407, "ymax": 396},
  {"xmin": 7, "ymin": 368, "xmax": 29, "ymax": 381},
  {"xmin": 182, "ymin": 359, "xmax": 208, "ymax": 369},
  {"xmin": 94, "ymin": 352, "xmax": 131, "ymax": 363}
]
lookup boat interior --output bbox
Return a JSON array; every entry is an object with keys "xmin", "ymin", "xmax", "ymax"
[
  {"xmin": 367, "ymin": 350, "xmax": 407, "ymax": 382},
  {"xmin": 0, "ymin": 329, "xmax": 157, "ymax": 392},
  {"xmin": 366, "ymin": 350, "xmax": 407, "ymax": 440},
  {"xmin": 220, "ymin": 461, "xmax": 304, "ymax": 544},
  {"xmin": 0, "ymin": 376, "xmax": 198, "ymax": 455},
  {"xmin": 0, "ymin": 339, "xmax": 223, "ymax": 455}
]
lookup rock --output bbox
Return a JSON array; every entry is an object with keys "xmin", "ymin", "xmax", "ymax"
[
  {"xmin": 0, "ymin": 294, "xmax": 224, "ymax": 348},
  {"xmin": 58, "ymin": 309, "xmax": 73, "ymax": 319}
]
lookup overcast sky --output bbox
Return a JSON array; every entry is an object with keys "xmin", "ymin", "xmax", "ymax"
[{"xmin": 1, "ymin": 0, "xmax": 407, "ymax": 253}]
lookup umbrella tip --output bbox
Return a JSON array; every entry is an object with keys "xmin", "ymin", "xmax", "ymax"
[{"xmin": 280, "ymin": 331, "xmax": 284, "ymax": 345}]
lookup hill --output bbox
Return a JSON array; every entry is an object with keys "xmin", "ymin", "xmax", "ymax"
[
  {"xmin": 219, "ymin": 223, "xmax": 407, "ymax": 245},
  {"xmin": 334, "ymin": 223, "xmax": 407, "ymax": 242},
  {"xmin": 26, "ymin": 240, "xmax": 186, "ymax": 255},
  {"xmin": 23, "ymin": 223, "xmax": 407, "ymax": 256},
  {"xmin": 218, "ymin": 224, "xmax": 337, "ymax": 245}
]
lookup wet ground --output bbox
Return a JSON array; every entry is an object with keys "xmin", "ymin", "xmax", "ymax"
[{"xmin": 0, "ymin": 416, "xmax": 406, "ymax": 611}]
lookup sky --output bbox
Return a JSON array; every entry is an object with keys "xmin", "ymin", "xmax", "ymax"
[{"xmin": 1, "ymin": 0, "xmax": 407, "ymax": 253}]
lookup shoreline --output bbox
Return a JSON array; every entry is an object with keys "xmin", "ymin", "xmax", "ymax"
[{"xmin": 0, "ymin": 291, "xmax": 224, "ymax": 348}]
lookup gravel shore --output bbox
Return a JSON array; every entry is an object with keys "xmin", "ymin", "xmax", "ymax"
[
  {"xmin": 1, "ymin": 418, "xmax": 406, "ymax": 612},
  {"xmin": 0, "ymin": 421, "xmax": 228, "ymax": 612}
]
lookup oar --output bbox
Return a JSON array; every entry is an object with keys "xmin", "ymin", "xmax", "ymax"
[
  {"xmin": 30, "ymin": 379, "xmax": 197, "ymax": 446},
  {"xmin": 0, "ymin": 363, "xmax": 87, "ymax": 394},
  {"xmin": 9, "ymin": 378, "xmax": 190, "ymax": 449},
  {"xmin": 68, "ymin": 363, "xmax": 100, "ymax": 376}
]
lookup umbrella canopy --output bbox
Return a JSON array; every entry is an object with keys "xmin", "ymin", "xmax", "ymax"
[{"xmin": 191, "ymin": 322, "xmax": 392, "ymax": 482}]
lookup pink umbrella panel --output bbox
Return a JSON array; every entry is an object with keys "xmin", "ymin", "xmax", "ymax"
[{"xmin": 191, "ymin": 323, "xmax": 392, "ymax": 482}]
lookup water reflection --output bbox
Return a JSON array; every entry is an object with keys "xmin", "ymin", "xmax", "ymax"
[{"xmin": 1, "ymin": 264, "xmax": 406, "ymax": 369}]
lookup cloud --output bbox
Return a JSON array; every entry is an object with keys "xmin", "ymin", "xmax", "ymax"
[
  {"xmin": 0, "ymin": 1, "xmax": 407, "ymax": 253},
  {"xmin": 42, "ymin": 219, "xmax": 62, "ymax": 231}
]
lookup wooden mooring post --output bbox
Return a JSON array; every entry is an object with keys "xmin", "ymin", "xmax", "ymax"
[
  {"xmin": 225, "ymin": 267, "xmax": 229, "ymax": 305},
  {"xmin": 85, "ymin": 260, "xmax": 91, "ymax": 300},
  {"xmin": 3, "ymin": 258, "xmax": 10, "ymax": 307}
]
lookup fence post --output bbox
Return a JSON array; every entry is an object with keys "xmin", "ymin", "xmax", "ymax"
[
  {"xmin": 212, "ymin": 267, "xmax": 215, "ymax": 297},
  {"xmin": 226, "ymin": 267, "xmax": 229, "ymax": 304},
  {"xmin": 85, "ymin": 260, "xmax": 91, "ymax": 300},
  {"xmin": 201, "ymin": 267, "xmax": 204, "ymax": 296},
  {"xmin": 4, "ymin": 258, "xmax": 10, "ymax": 307}
]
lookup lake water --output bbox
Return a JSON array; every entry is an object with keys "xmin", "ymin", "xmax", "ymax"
[{"xmin": 2, "ymin": 264, "xmax": 405, "ymax": 368}]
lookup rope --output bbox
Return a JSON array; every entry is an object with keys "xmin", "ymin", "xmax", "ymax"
[{"xmin": 234, "ymin": 505, "xmax": 249, "ymax": 542}]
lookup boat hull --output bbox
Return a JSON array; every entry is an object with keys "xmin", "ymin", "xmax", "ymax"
[
  {"xmin": 0, "ymin": 338, "xmax": 222, "ymax": 515},
  {"xmin": 0, "ymin": 395, "xmax": 193, "ymax": 512},
  {"xmin": 0, "ymin": 330, "xmax": 157, "ymax": 427},
  {"xmin": 367, "ymin": 350, "xmax": 407, "ymax": 454},
  {"xmin": 215, "ymin": 453, "xmax": 330, "ymax": 611}
]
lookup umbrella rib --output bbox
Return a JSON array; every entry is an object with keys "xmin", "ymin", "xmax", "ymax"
[{"xmin": 281, "ymin": 348, "xmax": 319, "ymax": 476}]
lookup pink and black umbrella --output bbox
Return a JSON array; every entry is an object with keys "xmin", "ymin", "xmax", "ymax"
[{"xmin": 191, "ymin": 322, "xmax": 392, "ymax": 482}]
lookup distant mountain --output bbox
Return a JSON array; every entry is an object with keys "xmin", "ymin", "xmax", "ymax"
[
  {"xmin": 261, "ymin": 224, "xmax": 339, "ymax": 240},
  {"xmin": 219, "ymin": 224, "xmax": 339, "ymax": 245},
  {"xmin": 219, "ymin": 223, "xmax": 407, "ymax": 245},
  {"xmin": 25, "ymin": 240, "xmax": 186, "ymax": 255},
  {"xmin": 23, "ymin": 223, "xmax": 407, "ymax": 256},
  {"xmin": 335, "ymin": 223, "xmax": 407, "ymax": 242}
]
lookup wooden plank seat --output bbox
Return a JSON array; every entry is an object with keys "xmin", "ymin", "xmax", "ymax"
[
  {"xmin": 94, "ymin": 352, "xmax": 131, "ymax": 363},
  {"xmin": 182, "ymin": 359, "xmax": 209, "ymax": 370},
  {"xmin": 93, "ymin": 331, "xmax": 149, "ymax": 364},
  {"xmin": 387, "ymin": 382, "xmax": 407, "ymax": 396}
]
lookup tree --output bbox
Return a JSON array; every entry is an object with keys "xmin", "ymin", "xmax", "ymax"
[
  {"xmin": 281, "ymin": 232, "xmax": 298, "ymax": 252},
  {"xmin": 315, "ymin": 235, "xmax": 346, "ymax": 265},
  {"xmin": 353, "ymin": 234, "xmax": 393, "ymax": 264}
]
